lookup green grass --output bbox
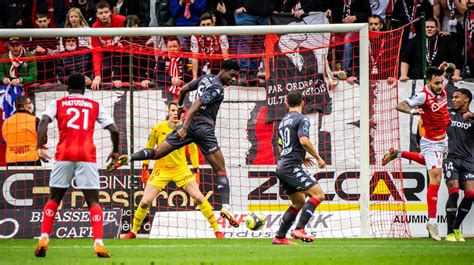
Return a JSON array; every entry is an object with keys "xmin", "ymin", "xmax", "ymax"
[{"xmin": 1, "ymin": 238, "xmax": 473, "ymax": 265}]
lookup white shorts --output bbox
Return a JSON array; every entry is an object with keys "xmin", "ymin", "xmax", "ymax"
[
  {"xmin": 420, "ymin": 137, "xmax": 448, "ymax": 170},
  {"xmin": 50, "ymin": 161, "xmax": 100, "ymax": 189}
]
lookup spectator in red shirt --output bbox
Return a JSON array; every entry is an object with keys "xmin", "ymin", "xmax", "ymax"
[{"xmin": 91, "ymin": 1, "xmax": 125, "ymax": 90}]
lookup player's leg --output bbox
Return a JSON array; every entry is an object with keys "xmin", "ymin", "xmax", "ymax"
[
  {"xmin": 291, "ymin": 184, "xmax": 325, "ymax": 243},
  {"xmin": 77, "ymin": 162, "xmax": 110, "ymax": 258},
  {"xmin": 421, "ymin": 138, "xmax": 446, "ymax": 241},
  {"xmin": 183, "ymin": 180, "xmax": 223, "ymax": 238},
  {"xmin": 444, "ymin": 160, "xmax": 460, "ymax": 241},
  {"xmin": 108, "ymin": 130, "xmax": 192, "ymax": 171},
  {"xmin": 35, "ymin": 161, "xmax": 74, "ymax": 257},
  {"xmin": 382, "ymin": 148, "xmax": 426, "ymax": 166},
  {"xmin": 453, "ymin": 179, "xmax": 474, "ymax": 241},
  {"xmin": 125, "ymin": 167, "xmax": 167, "ymax": 238},
  {"xmin": 205, "ymin": 150, "xmax": 239, "ymax": 227},
  {"xmin": 445, "ymin": 179, "xmax": 460, "ymax": 241},
  {"xmin": 35, "ymin": 187, "xmax": 67, "ymax": 257},
  {"xmin": 273, "ymin": 191, "xmax": 304, "ymax": 245}
]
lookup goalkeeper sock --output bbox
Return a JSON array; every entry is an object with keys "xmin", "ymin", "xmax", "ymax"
[
  {"xmin": 199, "ymin": 199, "xmax": 219, "ymax": 232},
  {"xmin": 132, "ymin": 204, "xmax": 149, "ymax": 234},
  {"xmin": 90, "ymin": 204, "xmax": 103, "ymax": 240},
  {"xmin": 276, "ymin": 206, "xmax": 299, "ymax": 238},
  {"xmin": 427, "ymin": 184, "xmax": 440, "ymax": 221},
  {"xmin": 40, "ymin": 200, "xmax": 59, "ymax": 236},
  {"xmin": 295, "ymin": 197, "xmax": 320, "ymax": 230},
  {"xmin": 401, "ymin": 151, "xmax": 426, "ymax": 165},
  {"xmin": 217, "ymin": 172, "xmax": 230, "ymax": 206},
  {"xmin": 454, "ymin": 191, "xmax": 474, "ymax": 229},
  {"xmin": 445, "ymin": 188, "xmax": 459, "ymax": 234}
]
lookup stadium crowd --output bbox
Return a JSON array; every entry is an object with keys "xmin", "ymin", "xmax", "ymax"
[{"xmin": 0, "ymin": 0, "xmax": 473, "ymax": 88}]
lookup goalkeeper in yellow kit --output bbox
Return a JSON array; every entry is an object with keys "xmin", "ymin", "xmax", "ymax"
[{"xmin": 121, "ymin": 101, "xmax": 224, "ymax": 239}]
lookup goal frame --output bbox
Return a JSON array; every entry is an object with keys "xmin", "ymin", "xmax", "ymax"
[{"xmin": 0, "ymin": 24, "xmax": 371, "ymax": 237}]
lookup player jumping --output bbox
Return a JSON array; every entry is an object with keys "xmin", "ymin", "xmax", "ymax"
[
  {"xmin": 387, "ymin": 67, "xmax": 450, "ymax": 241},
  {"xmin": 121, "ymin": 101, "xmax": 224, "ymax": 239},
  {"xmin": 107, "ymin": 59, "xmax": 240, "ymax": 227},
  {"xmin": 383, "ymin": 88, "xmax": 474, "ymax": 242}
]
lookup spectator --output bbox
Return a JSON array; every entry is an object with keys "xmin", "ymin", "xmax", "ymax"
[
  {"xmin": 170, "ymin": 0, "xmax": 206, "ymax": 26},
  {"xmin": 391, "ymin": 0, "xmax": 433, "ymax": 52},
  {"xmin": 71, "ymin": 0, "xmax": 97, "ymax": 26},
  {"xmin": 369, "ymin": 0, "xmax": 390, "ymax": 22},
  {"xmin": 234, "ymin": 0, "xmax": 276, "ymax": 85},
  {"xmin": 465, "ymin": 0, "xmax": 474, "ymax": 78},
  {"xmin": 341, "ymin": 0, "xmax": 371, "ymax": 77},
  {"xmin": 32, "ymin": 0, "xmax": 69, "ymax": 28},
  {"xmin": 56, "ymin": 36, "xmax": 92, "ymax": 85},
  {"xmin": 2, "ymin": 96, "xmax": 42, "ymax": 166},
  {"xmin": 0, "ymin": 0, "xmax": 33, "ymax": 28},
  {"xmin": 170, "ymin": 0, "xmax": 207, "ymax": 50},
  {"xmin": 29, "ymin": 12, "xmax": 59, "ymax": 84},
  {"xmin": 61, "ymin": 7, "xmax": 92, "ymax": 50},
  {"xmin": 434, "ymin": 0, "xmax": 467, "ymax": 52},
  {"xmin": 206, "ymin": 0, "xmax": 235, "ymax": 25},
  {"xmin": 148, "ymin": 0, "xmax": 175, "ymax": 27},
  {"xmin": 122, "ymin": 15, "xmax": 156, "ymax": 83},
  {"xmin": 400, "ymin": 18, "xmax": 463, "ymax": 81},
  {"xmin": 153, "ymin": 37, "xmax": 192, "ymax": 101},
  {"xmin": 191, "ymin": 12, "xmax": 229, "ymax": 80},
  {"xmin": 91, "ymin": 1, "xmax": 125, "ymax": 90},
  {"xmin": 0, "ymin": 37, "xmax": 36, "ymax": 87},
  {"xmin": 108, "ymin": 0, "xmax": 139, "ymax": 17}
]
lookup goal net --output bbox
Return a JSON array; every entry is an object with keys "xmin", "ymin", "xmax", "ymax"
[{"xmin": 0, "ymin": 23, "xmax": 411, "ymax": 239}]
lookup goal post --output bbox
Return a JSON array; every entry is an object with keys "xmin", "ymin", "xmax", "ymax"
[{"xmin": 0, "ymin": 23, "xmax": 407, "ymax": 239}]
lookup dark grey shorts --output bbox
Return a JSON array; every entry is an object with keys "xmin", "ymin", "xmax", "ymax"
[
  {"xmin": 444, "ymin": 157, "xmax": 474, "ymax": 182},
  {"xmin": 166, "ymin": 122, "xmax": 219, "ymax": 155},
  {"xmin": 276, "ymin": 166, "xmax": 318, "ymax": 195}
]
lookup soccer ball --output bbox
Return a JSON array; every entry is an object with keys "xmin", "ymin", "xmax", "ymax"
[{"xmin": 245, "ymin": 212, "xmax": 267, "ymax": 231}]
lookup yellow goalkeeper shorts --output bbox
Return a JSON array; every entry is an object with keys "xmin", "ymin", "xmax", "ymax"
[{"xmin": 147, "ymin": 165, "xmax": 195, "ymax": 189}]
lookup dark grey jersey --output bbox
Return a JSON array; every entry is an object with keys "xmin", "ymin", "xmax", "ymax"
[
  {"xmin": 188, "ymin": 74, "xmax": 224, "ymax": 125},
  {"xmin": 277, "ymin": 111, "xmax": 311, "ymax": 169},
  {"xmin": 447, "ymin": 110, "xmax": 474, "ymax": 162}
]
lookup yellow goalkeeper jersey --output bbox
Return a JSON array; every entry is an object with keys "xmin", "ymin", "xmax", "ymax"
[{"xmin": 143, "ymin": 121, "xmax": 199, "ymax": 170}]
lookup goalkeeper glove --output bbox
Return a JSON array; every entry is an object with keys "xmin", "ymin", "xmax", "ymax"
[
  {"xmin": 193, "ymin": 168, "xmax": 200, "ymax": 184},
  {"xmin": 141, "ymin": 164, "xmax": 150, "ymax": 184}
]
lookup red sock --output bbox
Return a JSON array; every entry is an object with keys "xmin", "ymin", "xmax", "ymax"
[
  {"xmin": 427, "ymin": 184, "xmax": 440, "ymax": 218},
  {"xmin": 401, "ymin": 151, "xmax": 426, "ymax": 165},
  {"xmin": 308, "ymin": 197, "xmax": 321, "ymax": 207},
  {"xmin": 40, "ymin": 200, "xmax": 59, "ymax": 235},
  {"xmin": 90, "ymin": 205, "xmax": 103, "ymax": 240}
]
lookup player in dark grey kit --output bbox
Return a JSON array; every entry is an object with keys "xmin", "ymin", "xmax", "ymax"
[
  {"xmin": 444, "ymin": 88, "xmax": 474, "ymax": 242},
  {"xmin": 272, "ymin": 90, "xmax": 326, "ymax": 245},
  {"xmin": 108, "ymin": 60, "xmax": 240, "ymax": 227}
]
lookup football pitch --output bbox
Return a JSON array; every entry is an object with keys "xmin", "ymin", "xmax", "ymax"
[{"xmin": 1, "ymin": 238, "xmax": 473, "ymax": 265}]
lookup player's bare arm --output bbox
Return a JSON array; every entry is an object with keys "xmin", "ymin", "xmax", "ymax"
[
  {"xmin": 37, "ymin": 115, "xmax": 53, "ymax": 159},
  {"xmin": 105, "ymin": 124, "xmax": 120, "ymax": 162},
  {"xmin": 396, "ymin": 100, "xmax": 423, "ymax": 115},
  {"xmin": 463, "ymin": 111, "xmax": 474, "ymax": 121},
  {"xmin": 299, "ymin": 136, "xmax": 326, "ymax": 168}
]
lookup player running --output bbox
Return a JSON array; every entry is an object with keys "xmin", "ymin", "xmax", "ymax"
[
  {"xmin": 121, "ymin": 101, "xmax": 224, "ymax": 239},
  {"xmin": 107, "ymin": 59, "xmax": 240, "ymax": 227},
  {"xmin": 383, "ymin": 88, "xmax": 474, "ymax": 242},
  {"xmin": 34, "ymin": 73, "xmax": 119, "ymax": 258},
  {"xmin": 388, "ymin": 67, "xmax": 450, "ymax": 241},
  {"xmin": 272, "ymin": 90, "xmax": 326, "ymax": 245}
]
